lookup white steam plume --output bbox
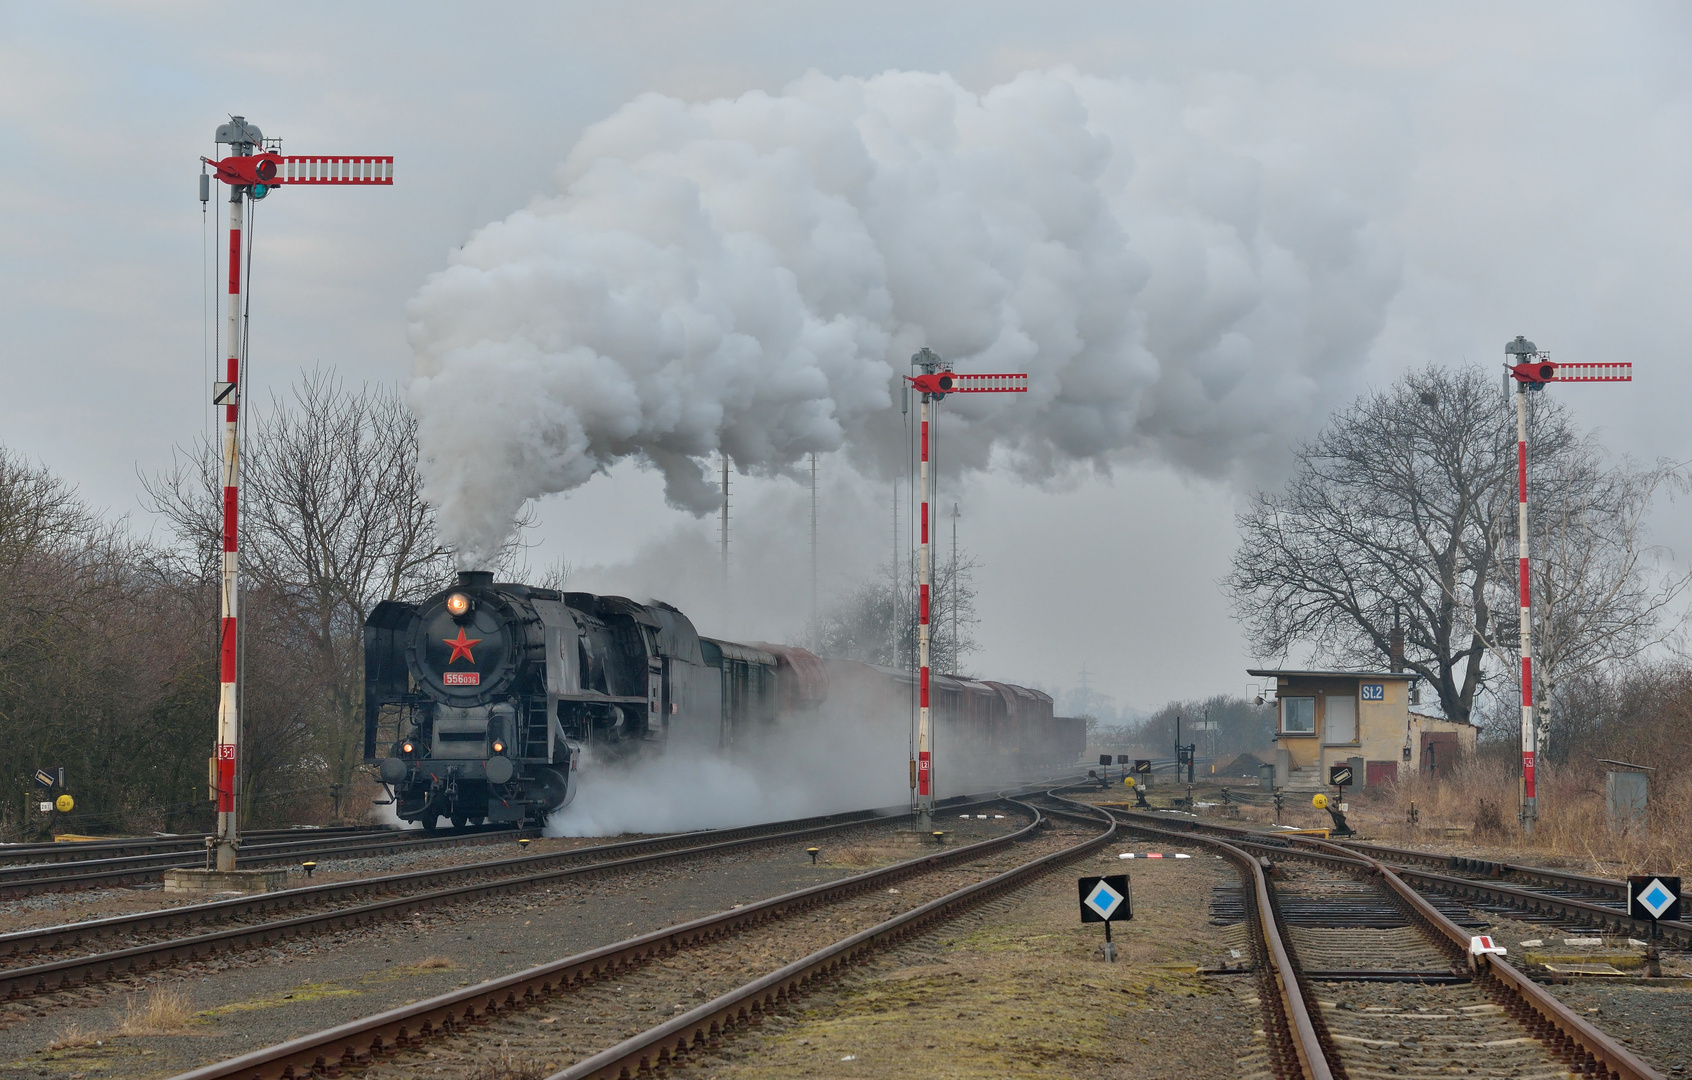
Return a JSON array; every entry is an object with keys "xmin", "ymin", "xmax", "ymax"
[{"xmin": 408, "ymin": 69, "xmax": 1404, "ymax": 564}]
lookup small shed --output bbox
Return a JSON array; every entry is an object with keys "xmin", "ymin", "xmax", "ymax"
[{"xmin": 1248, "ymin": 669, "xmax": 1476, "ymax": 791}]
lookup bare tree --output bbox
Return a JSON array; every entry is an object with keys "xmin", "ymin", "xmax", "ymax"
[
  {"xmin": 0, "ymin": 447, "xmax": 221, "ymax": 838},
  {"xmin": 146, "ymin": 370, "xmax": 460, "ymax": 812},
  {"xmin": 1498, "ymin": 438, "xmax": 1688, "ymax": 753},
  {"xmin": 1224, "ymin": 364, "xmax": 1677, "ymax": 727},
  {"xmin": 810, "ymin": 550, "xmax": 979, "ymax": 674}
]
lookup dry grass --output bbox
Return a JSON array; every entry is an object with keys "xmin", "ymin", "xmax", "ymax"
[
  {"xmin": 412, "ymin": 955, "xmax": 455, "ymax": 969},
  {"xmin": 47, "ymin": 1022, "xmax": 105, "ymax": 1051},
  {"xmin": 467, "ymin": 1052, "xmax": 555, "ymax": 1080},
  {"xmin": 117, "ymin": 985, "xmax": 196, "ymax": 1036},
  {"xmin": 1372, "ymin": 756, "xmax": 1692, "ymax": 877},
  {"xmin": 825, "ymin": 843, "xmax": 897, "ymax": 867}
]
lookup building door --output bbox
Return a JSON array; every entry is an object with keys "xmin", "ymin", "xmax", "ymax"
[
  {"xmin": 1366, "ymin": 760, "xmax": 1398, "ymax": 786},
  {"xmin": 1420, "ymin": 732, "xmax": 1459, "ymax": 778},
  {"xmin": 1324, "ymin": 696, "xmax": 1357, "ymax": 744}
]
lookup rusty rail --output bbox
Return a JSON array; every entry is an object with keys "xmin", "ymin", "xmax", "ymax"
[
  {"xmin": 1301, "ymin": 838, "xmax": 1666, "ymax": 1080},
  {"xmin": 1050, "ymin": 800, "xmax": 1331, "ymax": 1080},
  {"xmin": 548, "ymin": 798, "xmax": 1114, "ymax": 1080},
  {"xmin": 166, "ymin": 800, "xmax": 1048, "ymax": 1080},
  {"xmin": 4, "ymin": 801, "xmax": 996, "ymax": 1002}
]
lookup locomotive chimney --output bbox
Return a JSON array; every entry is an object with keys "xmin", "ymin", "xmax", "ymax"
[{"xmin": 457, "ymin": 570, "xmax": 494, "ymax": 589}]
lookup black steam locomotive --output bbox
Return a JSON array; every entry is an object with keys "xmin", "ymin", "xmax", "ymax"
[{"xmin": 364, "ymin": 571, "xmax": 1084, "ymax": 829}]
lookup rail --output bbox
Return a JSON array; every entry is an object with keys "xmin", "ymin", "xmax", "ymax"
[
  {"xmin": 1040, "ymin": 795, "xmax": 1331, "ymax": 1080},
  {"xmin": 168, "ymin": 799, "xmax": 1052, "ymax": 1080},
  {"xmin": 1302, "ymin": 836, "xmax": 1666, "ymax": 1080},
  {"xmin": 1098, "ymin": 800, "xmax": 1669, "ymax": 1080}
]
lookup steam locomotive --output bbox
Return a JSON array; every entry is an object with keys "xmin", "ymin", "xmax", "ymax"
[{"xmin": 364, "ymin": 570, "xmax": 1084, "ymax": 829}]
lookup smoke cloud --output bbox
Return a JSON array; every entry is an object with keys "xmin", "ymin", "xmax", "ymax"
[{"xmin": 408, "ymin": 69, "xmax": 1404, "ymax": 564}]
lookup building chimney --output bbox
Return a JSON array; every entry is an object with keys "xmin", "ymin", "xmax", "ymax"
[{"xmin": 1389, "ymin": 602, "xmax": 1404, "ymax": 673}]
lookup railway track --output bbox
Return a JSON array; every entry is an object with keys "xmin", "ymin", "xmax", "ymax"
[
  {"xmin": 0, "ymin": 825, "xmax": 379, "ymax": 867},
  {"xmin": 164, "ymin": 792, "xmax": 1114, "ymax": 1080},
  {"xmin": 0, "ymin": 797, "xmax": 1030, "ymax": 1005},
  {"xmin": 1086, "ymin": 802, "xmax": 1692, "ymax": 950},
  {"xmin": 1085, "ymin": 798, "xmax": 1669, "ymax": 1080},
  {"xmin": 0, "ymin": 822, "xmax": 541, "ymax": 899}
]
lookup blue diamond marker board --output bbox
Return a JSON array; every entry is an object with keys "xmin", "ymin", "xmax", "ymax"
[
  {"xmin": 1629, "ymin": 875, "xmax": 1682, "ymax": 923},
  {"xmin": 1078, "ymin": 874, "xmax": 1132, "ymax": 923}
]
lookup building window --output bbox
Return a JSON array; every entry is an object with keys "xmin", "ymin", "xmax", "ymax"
[{"xmin": 1281, "ymin": 696, "xmax": 1315, "ymax": 734}]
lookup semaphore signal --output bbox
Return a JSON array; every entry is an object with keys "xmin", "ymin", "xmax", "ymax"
[
  {"xmin": 199, "ymin": 116, "xmax": 392, "ymax": 874},
  {"xmin": 1504, "ymin": 336, "xmax": 1632, "ymax": 835},
  {"xmin": 904, "ymin": 350, "xmax": 1027, "ymax": 822}
]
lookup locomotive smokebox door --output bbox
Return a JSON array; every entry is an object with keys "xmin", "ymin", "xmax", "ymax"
[{"xmin": 647, "ymin": 657, "xmax": 665, "ymax": 740}]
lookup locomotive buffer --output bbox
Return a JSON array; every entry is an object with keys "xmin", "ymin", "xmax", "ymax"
[
  {"xmin": 194, "ymin": 117, "xmax": 392, "ymax": 881},
  {"xmin": 905, "ymin": 351, "xmax": 1026, "ymax": 823}
]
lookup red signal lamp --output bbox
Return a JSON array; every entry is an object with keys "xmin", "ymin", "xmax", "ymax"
[
  {"xmin": 204, "ymin": 152, "xmax": 286, "ymax": 190},
  {"xmin": 906, "ymin": 371, "xmax": 956, "ymax": 397},
  {"xmin": 1509, "ymin": 361, "xmax": 1557, "ymax": 385}
]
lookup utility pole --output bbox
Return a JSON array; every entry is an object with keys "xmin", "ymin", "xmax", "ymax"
[
  {"xmin": 949, "ymin": 503, "xmax": 959, "ymax": 674},
  {"xmin": 199, "ymin": 118, "xmax": 391, "ymax": 875},
  {"xmin": 905, "ymin": 351, "xmax": 1026, "ymax": 824},
  {"xmin": 1504, "ymin": 337, "xmax": 1631, "ymax": 835},
  {"xmin": 810, "ymin": 452, "xmax": 818, "ymax": 628},
  {"xmin": 720, "ymin": 451, "xmax": 730, "ymax": 606}
]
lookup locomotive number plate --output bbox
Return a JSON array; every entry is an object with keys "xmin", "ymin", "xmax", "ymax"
[{"xmin": 443, "ymin": 671, "xmax": 480, "ymax": 686}]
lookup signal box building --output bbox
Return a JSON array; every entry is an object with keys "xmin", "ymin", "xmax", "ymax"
[{"xmin": 1247, "ymin": 669, "xmax": 1477, "ymax": 792}]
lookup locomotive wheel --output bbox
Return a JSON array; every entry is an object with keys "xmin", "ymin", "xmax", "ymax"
[
  {"xmin": 421, "ymin": 816, "xmax": 442, "ymax": 834},
  {"xmin": 451, "ymin": 813, "xmax": 469, "ymax": 830}
]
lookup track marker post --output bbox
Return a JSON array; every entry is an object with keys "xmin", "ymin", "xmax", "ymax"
[
  {"xmin": 199, "ymin": 117, "xmax": 393, "ymax": 875},
  {"xmin": 904, "ymin": 351, "xmax": 1027, "ymax": 826},
  {"xmin": 1504, "ymin": 337, "xmax": 1632, "ymax": 835},
  {"xmin": 1078, "ymin": 874, "xmax": 1132, "ymax": 962}
]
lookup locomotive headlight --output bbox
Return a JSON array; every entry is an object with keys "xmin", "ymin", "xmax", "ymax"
[
  {"xmin": 445, "ymin": 592, "xmax": 471, "ymax": 618},
  {"xmin": 491, "ymin": 740, "xmax": 505, "ymax": 754},
  {"xmin": 401, "ymin": 741, "xmax": 415, "ymax": 755}
]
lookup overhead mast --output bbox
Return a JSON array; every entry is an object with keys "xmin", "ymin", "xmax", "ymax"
[
  {"xmin": 200, "ymin": 118, "xmax": 393, "ymax": 875},
  {"xmin": 905, "ymin": 350, "xmax": 1026, "ymax": 824}
]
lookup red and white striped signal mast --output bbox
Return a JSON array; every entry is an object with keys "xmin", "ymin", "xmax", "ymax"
[
  {"xmin": 201, "ymin": 117, "xmax": 392, "ymax": 872},
  {"xmin": 905, "ymin": 348, "xmax": 1026, "ymax": 823},
  {"xmin": 1504, "ymin": 336, "xmax": 1630, "ymax": 835}
]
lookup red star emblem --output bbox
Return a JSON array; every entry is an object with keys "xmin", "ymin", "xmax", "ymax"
[{"xmin": 442, "ymin": 627, "xmax": 482, "ymax": 664}]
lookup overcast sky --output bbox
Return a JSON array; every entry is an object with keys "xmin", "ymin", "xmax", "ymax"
[{"xmin": 4, "ymin": 2, "xmax": 1690, "ymax": 715}]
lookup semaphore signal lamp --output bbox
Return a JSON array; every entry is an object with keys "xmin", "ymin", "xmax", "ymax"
[
  {"xmin": 1509, "ymin": 360, "xmax": 1557, "ymax": 388},
  {"xmin": 906, "ymin": 371, "xmax": 955, "ymax": 398},
  {"xmin": 203, "ymin": 152, "xmax": 286, "ymax": 193}
]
